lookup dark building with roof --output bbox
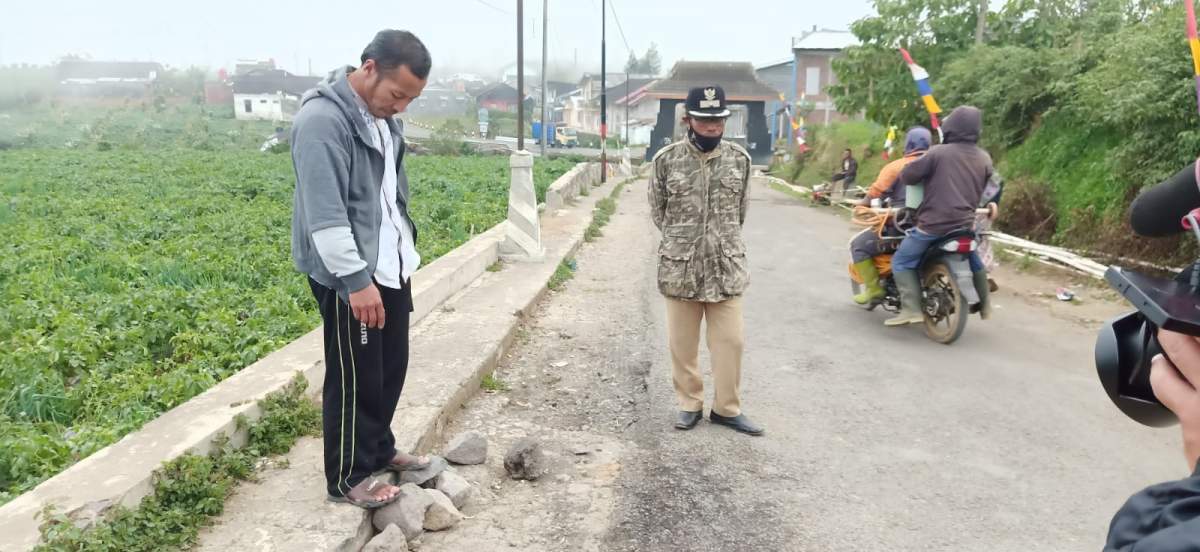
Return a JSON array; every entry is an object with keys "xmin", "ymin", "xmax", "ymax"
[
  {"xmin": 55, "ymin": 60, "xmax": 164, "ymax": 98},
  {"xmin": 643, "ymin": 61, "xmax": 779, "ymax": 164},
  {"xmin": 476, "ymin": 82, "xmax": 522, "ymax": 112},
  {"xmin": 409, "ymin": 86, "xmax": 472, "ymax": 116}
]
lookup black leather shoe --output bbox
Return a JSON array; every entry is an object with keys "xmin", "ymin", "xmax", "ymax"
[
  {"xmin": 674, "ymin": 410, "xmax": 703, "ymax": 430},
  {"xmin": 709, "ymin": 411, "xmax": 764, "ymax": 436}
]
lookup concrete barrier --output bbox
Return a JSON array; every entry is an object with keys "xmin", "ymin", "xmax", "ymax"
[
  {"xmin": 545, "ymin": 162, "xmax": 601, "ymax": 212},
  {"xmin": 0, "ymin": 160, "xmax": 620, "ymax": 550},
  {"xmin": 0, "ymin": 189, "xmax": 517, "ymax": 551}
]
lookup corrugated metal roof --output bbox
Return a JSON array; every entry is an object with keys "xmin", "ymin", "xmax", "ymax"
[
  {"xmin": 606, "ymin": 78, "xmax": 657, "ymax": 104},
  {"xmin": 756, "ymin": 58, "xmax": 794, "ymax": 71},
  {"xmin": 644, "ymin": 61, "xmax": 779, "ymax": 101},
  {"xmin": 232, "ymin": 69, "xmax": 318, "ymax": 96},
  {"xmin": 792, "ymin": 30, "xmax": 858, "ymax": 51}
]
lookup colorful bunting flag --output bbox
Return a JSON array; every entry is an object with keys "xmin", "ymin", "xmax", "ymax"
[
  {"xmin": 900, "ymin": 48, "xmax": 942, "ymax": 141},
  {"xmin": 882, "ymin": 125, "xmax": 897, "ymax": 160}
]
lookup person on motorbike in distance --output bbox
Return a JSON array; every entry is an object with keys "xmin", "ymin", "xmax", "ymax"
[
  {"xmin": 849, "ymin": 126, "xmax": 932, "ymax": 305},
  {"xmin": 885, "ymin": 106, "xmax": 993, "ymax": 327}
]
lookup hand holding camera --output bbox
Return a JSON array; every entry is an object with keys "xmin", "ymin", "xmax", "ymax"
[{"xmin": 1150, "ymin": 329, "xmax": 1200, "ymax": 471}]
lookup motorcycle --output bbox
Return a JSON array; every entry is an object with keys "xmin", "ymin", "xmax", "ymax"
[{"xmin": 848, "ymin": 207, "xmax": 985, "ymax": 345}]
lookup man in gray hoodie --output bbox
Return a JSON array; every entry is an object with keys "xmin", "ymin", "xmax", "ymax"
[{"xmin": 291, "ymin": 29, "xmax": 431, "ymax": 508}]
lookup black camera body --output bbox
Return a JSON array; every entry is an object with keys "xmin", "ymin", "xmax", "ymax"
[
  {"xmin": 1097, "ymin": 161, "xmax": 1200, "ymax": 426},
  {"xmin": 1098, "ymin": 264, "xmax": 1200, "ymax": 427}
]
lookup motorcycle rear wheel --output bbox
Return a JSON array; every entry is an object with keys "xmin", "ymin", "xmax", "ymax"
[{"xmin": 921, "ymin": 261, "xmax": 968, "ymax": 345}]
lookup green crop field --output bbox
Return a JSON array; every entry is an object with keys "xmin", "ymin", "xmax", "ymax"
[{"xmin": 0, "ymin": 147, "xmax": 576, "ymax": 504}]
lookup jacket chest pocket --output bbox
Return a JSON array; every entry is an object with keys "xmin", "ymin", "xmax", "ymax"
[
  {"xmin": 664, "ymin": 172, "xmax": 699, "ymax": 221},
  {"xmin": 665, "ymin": 171, "xmax": 692, "ymax": 195},
  {"xmin": 717, "ymin": 173, "xmax": 743, "ymax": 218}
]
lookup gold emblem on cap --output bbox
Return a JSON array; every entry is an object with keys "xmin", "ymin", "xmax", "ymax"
[{"xmin": 699, "ymin": 87, "xmax": 721, "ymax": 109}]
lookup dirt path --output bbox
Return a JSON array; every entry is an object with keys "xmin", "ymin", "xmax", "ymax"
[{"xmin": 417, "ymin": 180, "xmax": 1184, "ymax": 552}]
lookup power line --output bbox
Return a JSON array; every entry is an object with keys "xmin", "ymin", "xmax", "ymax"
[
  {"xmin": 607, "ymin": 0, "xmax": 632, "ymax": 53},
  {"xmin": 473, "ymin": 0, "xmax": 511, "ymax": 15}
]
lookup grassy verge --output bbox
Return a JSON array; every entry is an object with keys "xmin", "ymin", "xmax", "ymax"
[
  {"xmin": 35, "ymin": 376, "xmax": 320, "ymax": 552},
  {"xmin": 584, "ymin": 178, "xmax": 630, "ymax": 242},
  {"xmin": 548, "ymin": 258, "xmax": 577, "ymax": 291},
  {"xmin": 480, "ymin": 373, "xmax": 510, "ymax": 392},
  {"xmin": 768, "ymin": 181, "xmax": 811, "ymax": 202},
  {"xmin": 553, "ymin": 175, "xmax": 635, "ymax": 293},
  {"xmin": 772, "ymin": 121, "xmax": 887, "ymax": 188}
]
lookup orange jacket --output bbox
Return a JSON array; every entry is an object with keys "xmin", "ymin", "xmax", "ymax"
[{"xmin": 866, "ymin": 151, "xmax": 925, "ymax": 199}]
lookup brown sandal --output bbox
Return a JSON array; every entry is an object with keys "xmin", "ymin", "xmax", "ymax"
[
  {"xmin": 327, "ymin": 478, "xmax": 400, "ymax": 509},
  {"xmin": 387, "ymin": 452, "xmax": 432, "ymax": 472}
]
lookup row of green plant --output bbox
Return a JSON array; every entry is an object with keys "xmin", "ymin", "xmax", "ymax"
[
  {"xmin": 0, "ymin": 149, "xmax": 575, "ymax": 504},
  {"xmin": 0, "ymin": 103, "xmax": 279, "ymax": 152}
]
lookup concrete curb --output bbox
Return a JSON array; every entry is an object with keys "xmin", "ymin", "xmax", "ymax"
[
  {"xmin": 367, "ymin": 173, "xmax": 637, "ymax": 550},
  {"xmin": 0, "ymin": 165, "xmax": 577, "ymax": 551},
  {"xmin": 193, "ymin": 170, "xmax": 638, "ymax": 552}
]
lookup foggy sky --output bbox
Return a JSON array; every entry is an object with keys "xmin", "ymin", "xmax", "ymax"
[{"xmin": 1, "ymin": 0, "xmax": 873, "ymax": 79}]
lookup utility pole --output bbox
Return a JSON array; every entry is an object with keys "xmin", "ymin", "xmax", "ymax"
[
  {"xmin": 625, "ymin": 70, "xmax": 630, "ymax": 146},
  {"xmin": 788, "ymin": 46, "xmax": 797, "ymax": 149},
  {"xmin": 600, "ymin": 0, "xmax": 607, "ymax": 183},
  {"xmin": 501, "ymin": 0, "xmax": 541, "ymax": 261},
  {"xmin": 517, "ymin": 0, "xmax": 525, "ymax": 152},
  {"xmin": 541, "ymin": 0, "xmax": 549, "ymax": 156},
  {"xmin": 975, "ymin": 0, "xmax": 987, "ymax": 44}
]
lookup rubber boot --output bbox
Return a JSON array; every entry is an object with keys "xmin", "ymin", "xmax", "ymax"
[
  {"xmin": 853, "ymin": 259, "xmax": 886, "ymax": 305},
  {"xmin": 884, "ymin": 271, "xmax": 925, "ymax": 326},
  {"xmin": 972, "ymin": 271, "xmax": 992, "ymax": 320}
]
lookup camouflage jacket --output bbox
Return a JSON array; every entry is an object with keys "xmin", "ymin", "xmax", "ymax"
[{"xmin": 648, "ymin": 139, "xmax": 752, "ymax": 302}]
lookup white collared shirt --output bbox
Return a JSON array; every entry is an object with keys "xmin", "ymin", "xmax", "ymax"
[{"xmin": 352, "ymin": 93, "xmax": 420, "ymax": 289}]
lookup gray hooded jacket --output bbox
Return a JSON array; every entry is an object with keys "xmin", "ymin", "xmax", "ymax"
[{"xmin": 290, "ymin": 66, "xmax": 417, "ymax": 301}]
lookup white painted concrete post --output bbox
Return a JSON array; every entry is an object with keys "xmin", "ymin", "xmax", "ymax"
[{"xmin": 500, "ymin": 150, "xmax": 545, "ymax": 261}]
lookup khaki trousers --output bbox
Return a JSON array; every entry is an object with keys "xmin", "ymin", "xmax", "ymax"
[{"xmin": 665, "ymin": 297, "xmax": 744, "ymax": 417}]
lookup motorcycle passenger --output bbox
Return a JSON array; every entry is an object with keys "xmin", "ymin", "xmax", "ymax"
[
  {"xmin": 885, "ymin": 106, "xmax": 993, "ymax": 327},
  {"xmin": 849, "ymin": 127, "xmax": 932, "ymax": 305}
]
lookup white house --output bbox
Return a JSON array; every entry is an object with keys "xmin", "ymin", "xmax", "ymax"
[
  {"xmin": 608, "ymin": 77, "xmax": 657, "ymax": 145},
  {"xmin": 232, "ymin": 69, "xmax": 320, "ymax": 122}
]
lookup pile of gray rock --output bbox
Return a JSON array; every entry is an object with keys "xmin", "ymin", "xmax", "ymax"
[
  {"xmin": 361, "ymin": 432, "xmax": 491, "ymax": 551},
  {"xmin": 361, "ymin": 431, "xmax": 551, "ymax": 551}
]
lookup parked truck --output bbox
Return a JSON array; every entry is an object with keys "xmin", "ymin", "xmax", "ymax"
[{"xmin": 531, "ymin": 122, "xmax": 579, "ymax": 148}]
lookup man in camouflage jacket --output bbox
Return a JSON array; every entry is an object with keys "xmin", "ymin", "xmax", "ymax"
[{"xmin": 647, "ymin": 85, "xmax": 762, "ymax": 436}]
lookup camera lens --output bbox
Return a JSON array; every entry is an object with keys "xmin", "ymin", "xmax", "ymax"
[{"xmin": 1096, "ymin": 311, "xmax": 1177, "ymax": 427}]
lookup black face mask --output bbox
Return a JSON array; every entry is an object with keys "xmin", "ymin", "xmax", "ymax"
[{"xmin": 688, "ymin": 127, "xmax": 722, "ymax": 153}]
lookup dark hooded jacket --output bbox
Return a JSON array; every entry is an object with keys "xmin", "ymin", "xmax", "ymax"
[
  {"xmin": 897, "ymin": 106, "xmax": 994, "ymax": 235},
  {"xmin": 1106, "ymin": 463, "xmax": 1200, "ymax": 551}
]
